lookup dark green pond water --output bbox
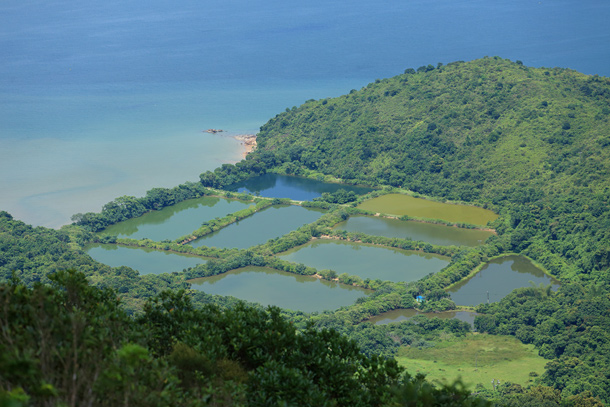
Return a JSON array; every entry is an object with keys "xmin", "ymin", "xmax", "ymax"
[
  {"xmin": 86, "ymin": 244, "xmax": 207, "ymax": 275},
  {"xmin": 225, "ymin": 174, "xmax": 374, "ymax": 201},
  {"xmin": 189, "ymin": 266, "xmax": 370, "ymax": 312},
  {"xmin": 358, "ymin": 194, "xmax": 498, "ymax": 226},
  {"xmin": 334, "ymin": 215, "xmax": 494, "ymax": 246},
  {"xmin": 100, "ymin": 196, "xmax": 252, "ymax": 241},
  {"xmin": 448, "ymin": 255, "xmax": 561, "ymax": 306},
  {"xmin": 190, "ymin": 205, "xmax": 324, "ymax": 249},
  {"xmin": 277, "ymin": 239, "xmax": 449, "ymax": 282},
  {"xmin": 367, "ymin": 309, "xmax": 478, "ymax": 328}
]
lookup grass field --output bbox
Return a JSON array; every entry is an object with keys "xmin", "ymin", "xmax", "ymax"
[{"xmin": 395, "ymin": 334, "xmax": 548, "ymax": 390}]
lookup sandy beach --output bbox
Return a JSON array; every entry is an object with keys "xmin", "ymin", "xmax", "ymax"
[{"xmin": 235, "ymin": 134, "xmax": 257, "ymax": 158}]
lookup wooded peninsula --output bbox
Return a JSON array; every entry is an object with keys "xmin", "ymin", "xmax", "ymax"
[{"xmin": 1, "ymin": 57, "xmax": 609, "ymax": 406}]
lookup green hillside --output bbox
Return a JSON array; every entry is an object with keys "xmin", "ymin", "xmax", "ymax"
[
  {"xmin": 249, "ymin": 57, "xmax": 610, "ymax": 282},
  {"xmin": 258, "ymin": 57, "xmax": 610, "ymax": 198}
]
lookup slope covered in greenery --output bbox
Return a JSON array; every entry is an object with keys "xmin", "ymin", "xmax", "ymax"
[
  {"xmin": 251, "ymin": 57, "xmax": 610, "ymax": 282},
  {"xmin": 0, "ymin": 270, "xmax": 490, "ymax": 407}
]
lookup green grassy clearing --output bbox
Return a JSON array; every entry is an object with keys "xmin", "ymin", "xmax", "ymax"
[{"xmin": 395, "ymin": 334, "xmax": 548, "ymax": 390}]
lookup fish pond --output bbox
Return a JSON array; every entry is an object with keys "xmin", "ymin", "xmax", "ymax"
[
  {"xmin": 190, "ymin": 204, "xmax": 324, "ymax": 249},
  {"xmin": 100, "ymin": 196, "xmax": 252, "ymax": 241},
  {"xmin": 277, "ymin": 239, "xmax": 449, "ymax": 282},
  {"xmin": 189, "ymin": 266, "xmax": 370, "ymax": 312},
  {"xmin": 448, "ymin": 255, "xmax": 560, "ymax": 306},
  {"xmin": 367, "ymin": 309, "xmax": 479, "ymax": 328},
  {"xmin": 334, "ymin": 215, "xmax": 494, "ymax": 247},
  {"xmin": 86, "ymin": 244, "xmax": 207, "ymax": 275},
  {"xmin": 225, "ymin": 174, "xmax": 374, "ymax": 201},
  {"xmin": 358, "ymin": 194, "xmax": 498, "ymax": 226}
]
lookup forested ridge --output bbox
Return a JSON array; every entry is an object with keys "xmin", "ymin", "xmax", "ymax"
[{"xmin": 2, "ymin": 57, "xmax": 610, "ymax": 406}]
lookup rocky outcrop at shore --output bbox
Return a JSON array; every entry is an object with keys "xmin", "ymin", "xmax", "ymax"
[{"xmin": 235, "ymin": 134, "xmax": 257, "ymax": 158}]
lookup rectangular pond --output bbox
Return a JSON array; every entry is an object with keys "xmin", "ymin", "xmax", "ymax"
[
  {"xmin": 366, "ymin": 309, "xmax": 478, "ymax": 328},
  {"xmin": 358, "ymin": 194, "xmax": 498, "ymax": 226},
  {"xmin": 86, "ymin": 243, "xmax": 207, "ymax": 275},
  {"xmin": 190, "ymin": 204, "xmax": 325, "ymax": 249},
  {"xmin": 100, "ymin": 196, "xmax": 252, "ymax": 241},
  {"xmin": 189, "ymin": 266, "xmax": 370, "ymax": 313},
  {"xmin": 276, "ymin": 239, "xmax": 449, "ymax": 283},
  {"xmin": 334, "ymin": 215, "xmax": 494, "ymax": 246},
  {"xmin": 225, "ymin": 173, "xmax": 374, "ymax": 201},
  {"xmin": 448, "ymin": 255, "xmax": 561, "ymax": 306}
]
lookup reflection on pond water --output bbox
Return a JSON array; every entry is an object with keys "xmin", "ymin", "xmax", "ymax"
[
  {"xmin": 367, "ymin": 309, "xmax": 478, "ymax": 328},
  {"xmin": 190, "ymin": 205, "xmax": 325, "ymax": 249},
  {"xmin": 225, "ymin": 174, "xmax": 374, "ymax": 201},
  {"xmin": 189, "ymin": 266, "xmax": 370, "ymax": 312},
  {"xmin": 101, "ymin": 196, "xmax": 252, "ymax": 241},
  {"xmin": 334, "ymin": 215, "xmax": 493, "ymax": 246},
  {"xmin": 449, "ymin": 255, "xmax": 560, "ymax": 306},
  {"xmin": 277, "ymin": 239, "xmax": 449, "ymax": 282},
  {"xmin": 86, "ymin": 244, "xmax": 207, "ymax": 275},
  {"xmin": 358, "ymin": 194, "xmax": 498, "ymax": 226}
]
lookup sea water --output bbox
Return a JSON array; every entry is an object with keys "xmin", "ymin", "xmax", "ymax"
[{"xmin": 1, "ymin": 0, "xmax": 609, "ymax": 227}]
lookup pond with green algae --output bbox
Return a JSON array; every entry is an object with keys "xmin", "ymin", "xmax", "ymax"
[
  {"xmin": 334, "ymin": 215, "xmax": 494, "ymax": 247},
  {"xmin": 367, "ymin": 309, "xmax": 479, "ymax": 328},
  {"xmin": 100, "ymin": 196, "xmax": 252, "ymax": 241},
  {"xmin": 276, "ymin": 239, "xmax": 449, "ymax": 283},
  {"xmin": 357, "ymin": 194, "xmax": 498, "ymax": 226},
  {"xmin": 190, "ymin": 204, "xmax": 325, "ymax": 249},
  {"xmin": 86, "ymin": 243, "xmax": 207, "ymax": 275},
  {"xmin": 189, "ymin": 266, "xmax": 370, "ymax": 312},
  {"xmin": 448, "ymin": 255, "xmax": 561, "ymax": 306}
]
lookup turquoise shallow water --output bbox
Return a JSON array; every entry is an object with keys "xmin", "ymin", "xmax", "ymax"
[{"xmin": 2, "ymin": 0, "xmax": 609, "ymax": 227}]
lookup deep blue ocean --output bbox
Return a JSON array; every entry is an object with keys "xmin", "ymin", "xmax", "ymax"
[{"xmin": 1, "ymin": 0, "xmax": 609, "ymax": 227}]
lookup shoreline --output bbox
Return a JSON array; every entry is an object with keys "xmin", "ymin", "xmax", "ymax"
[{"xmin": 234, "ymin": 134, "xmax": 257, "ymax": 159}]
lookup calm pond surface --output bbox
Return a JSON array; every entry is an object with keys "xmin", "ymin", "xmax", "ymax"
[
  {"xmin": 225, "ymin": 174, "xmax": 374, "ymax": 201},
  {"xmin": 358, "ymin": 194, "xmax": 498, "ymax": 226},
  {"xmin": 277, "ymin": 239, "xmax": 449, "ymax": 282},
  {"xmin": 101, "ymin": 196, "xmax": 252, "ymax": 241},
  {"xmin": 367, "ymin": 309, "xmax": 478, "ymax": 328},
  {"xmin": 449, "ymin": 255, "xmax": 560, "ymax": 306},
  {"xmin": 190, "ymin": 205, "xmax": 325, "ymax": 249},
  {"xmin": 86, "ymin": 244, "xmax": 206, "ymax": 275},
  {"xmin": 189, "ymin": 266, "xmax": 370, "ymax": 312},
  {"xmin": 334, "ymin": 215, "xmax": 494, "ymax": 247}
]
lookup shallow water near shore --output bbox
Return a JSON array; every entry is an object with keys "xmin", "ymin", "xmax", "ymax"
[{"xmin": 2, "ymin": 0, "xmax": 609, "ymax": 227}]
